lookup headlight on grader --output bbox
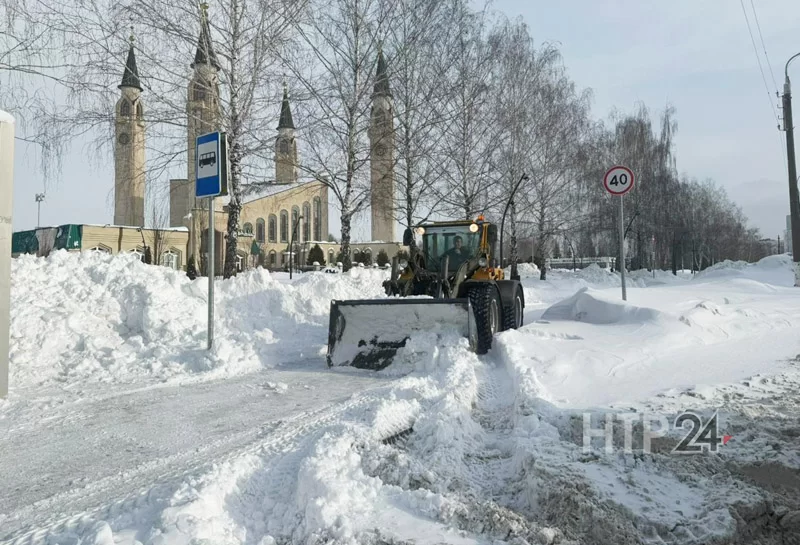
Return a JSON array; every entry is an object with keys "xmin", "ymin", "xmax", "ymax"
[
  {"xmin": 469, "ymin": 223, "xmax": 479, "ymax": 233},
  {"xmin": 478, "ymin": 256, "xmax": 487, "ymax": 267},
  {"xmin": 399, "ymin": 260, "xmax": 408, "ymax": 269},
  {"xmin": 414, "ymin": 226, "xmax": 425, "ymax": 235}
]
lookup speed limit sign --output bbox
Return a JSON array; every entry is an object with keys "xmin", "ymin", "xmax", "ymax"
[{"xmin": 603, "ymin": 166, "xmax": 634, "ymax": 196}]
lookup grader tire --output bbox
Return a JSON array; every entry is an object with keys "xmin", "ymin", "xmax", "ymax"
[
  {"xmin": 468, "ymin": 284, "xmax": 501, "ymax": 355},
  {"xmin": 502, "ymin": 284, "xmax": 524, "ymax": 331}
]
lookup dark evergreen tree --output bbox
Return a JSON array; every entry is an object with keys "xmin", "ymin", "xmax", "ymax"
[
  {"xmin": 376, "ymin": 249, "xmax": 390, "ymax": 267},
  {"xmin": 186, "ymin": 255, "xmax": 198, "ymax": 280},
  {"xmin": 307, "ymin": 244, "xmax": 326, "ymax": 266}
]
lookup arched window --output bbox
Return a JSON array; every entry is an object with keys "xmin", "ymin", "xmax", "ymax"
[
  {"xmin": 136, "ymin": 102, "xmax": 143, "ymax": 118},
  {"xmin": 303, "ymin": 202, "xmax": 311, "ymax": 241},
  {"xmin": 268, "ymin": 214, "xmax": 277, "ymax": 242},
  {"xmin": 129, "ymin": 247, "xmax": 145, "ymax": 262},
  {"xmin": 279, "ymin": 139, "xmax": 289, "ymax": 154},
  {"xmin": 313, "ymin": 197, "xmax": 322, "ymax": 241},
  {"xmin": 291, "ymin": 206, "xmax": 300, "ymax": 241},
  {"xmin": 269, "ymin": 250, "xmax": 277, "ymax": 267},
  {"xmin": 280, "ymin": 210, "xmax": 288, "ymax": 243},
  {"xmin": 120, "ymin": 99, "xmax": 131, "ymax": 117},
  {"xmin": 328, "ymin": 249, "xmax": 335, "ymax": 264},
  {"xmin": 193, "ymin": 80, "xmax": 206, "ymax": 101},
  {"xmin": 236, "ymin": 252, "xmax": 245, "ymax": 272},
  {"xmin": 161, "ymin": 249, "xmax": 181, "ymax": 270},
  {"xmin": 256, "ymin": 218, "xmax": 265, "ymax": 243},
  {"xmin": 242, "ymin": 222, "xmax": 253, "ymax": 235}
]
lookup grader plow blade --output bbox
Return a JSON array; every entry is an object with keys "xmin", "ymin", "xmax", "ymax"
[{"xmin": 326, "ymin": 299, "xmax": 473, "ymax": 370}]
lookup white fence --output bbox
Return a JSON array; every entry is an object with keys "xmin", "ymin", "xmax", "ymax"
[{"xmin": 545, "ymin": 256, "xmax": 615, "ymax": 270}]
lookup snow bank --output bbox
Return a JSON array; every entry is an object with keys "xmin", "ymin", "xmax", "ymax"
[
  {"xmin": 9, "ymin": 251, "xmax": 388, "ymax": 390},
  {"xmin": 503, "ymin": 252, "xmax": 800, "ymax": 409},
  {"xmin": 509, "ymin": 262, "xmax": 540, "ymax": 278},
  {"xmin": 541, "ymin": 287, "xmax": 663, "ymax": 324},
  {"xmin": 693, "ymin": 254, "xmax": 793, "ymax": 286}
]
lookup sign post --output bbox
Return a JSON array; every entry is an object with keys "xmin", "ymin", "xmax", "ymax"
[
  {"xmin": 196, "ymin": 131, "xmax": 229, "ymax": 350},
  {"xmin": 603, "ymin": 165, "xmax": 635, "ymax": 301},
  {"xmin": 0, "ymin": 112, "xmax": 14, "ymax": 398}
]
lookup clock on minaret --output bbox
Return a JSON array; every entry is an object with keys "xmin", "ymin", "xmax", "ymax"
[
  {"xmin": 375, "ymin": 143, "xmax": 386, "ymax": 157},
  {"xmin": 118, "ymin": 133, "xmax": 130, "ymax": 145}
]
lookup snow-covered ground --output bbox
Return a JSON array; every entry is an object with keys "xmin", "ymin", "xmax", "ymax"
[{"xmin": 1, "ymin": 252, "xmax": 800, "ymax": 544}]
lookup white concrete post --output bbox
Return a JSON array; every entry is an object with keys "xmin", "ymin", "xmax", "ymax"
[{"xmin": 0, "ymin": 111, "xmax": 15, "ymax": 398}]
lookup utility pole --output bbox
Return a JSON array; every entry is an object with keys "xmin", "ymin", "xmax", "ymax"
[
  {"xmin": 35, "ymin": 193, "xmax": 45, "ymax": 228},
  {"xmin": 289, "ymin": 215, "xmax": 303, "ymax": 280},
  {"xmin": 783, "ymin": 52, "xmax": 800, "ymax": 285}
]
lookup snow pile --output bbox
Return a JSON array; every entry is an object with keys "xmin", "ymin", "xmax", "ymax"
[
  {"xmin": 693, "ymin": 254, "xmax": 793, "ymax": 286},
  {"xmin": 575, "ymin": 262, "xmax": 622, "ymax": 286},
  {"xmin": 541, "ymin": 287, "xmax": 663, "ymax": 324},
  {"xmin": 8, "ymin": 251, "xmax": 387, "ymax": 391},
  {"xmin": 511, "ymin": 255, "xmax": 800, "ymax": 408},
  {"xmin": 510, "ymin": 262, "xmax": 540, "ymax": 278},
  {"xmin": 627, "ymin": 267, "xmax": 688, "ymax": 286}
]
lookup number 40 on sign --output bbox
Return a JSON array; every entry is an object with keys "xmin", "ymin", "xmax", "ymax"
[{"xmin": 603, "ymin": 165, "xmax": 634, "ymax": 196}]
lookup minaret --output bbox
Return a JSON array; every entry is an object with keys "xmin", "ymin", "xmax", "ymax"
[
  {"xmin": 114, "ymin": 33, "xmax": 146, "ymax": 227},
  {"xmin": 275, "ymin": 81, "xmax": 298, "ymax": 184},
  {"xmin": 369, "ymin": 46, "xmax": 395, "ymax": 242},
  {"xmin": 187, "ymin": 1, "xmax": 221, "ymax": 208}
]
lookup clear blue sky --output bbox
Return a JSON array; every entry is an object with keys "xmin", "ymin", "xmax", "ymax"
[{"xmin": 11, "ymin": 0, "xmax": 800, "ymax": 240}]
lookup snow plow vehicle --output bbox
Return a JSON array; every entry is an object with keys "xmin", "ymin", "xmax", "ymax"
[{"xmin": 327, "ymin": 216, "xmax": 525, "ymax": 370}]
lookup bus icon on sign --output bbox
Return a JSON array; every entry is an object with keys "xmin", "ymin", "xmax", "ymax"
[{"xmin": 199, "ymin": 151, "xmax": 216, "ymax": 168}]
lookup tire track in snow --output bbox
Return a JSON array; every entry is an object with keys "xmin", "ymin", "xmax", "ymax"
[
  {"xmin": 1, "ymin": 391, "xmax": 380, "ymax": 545},
  {"xmin": 460, "ymin": 361, "xmax": 517, "ymax": 500}
]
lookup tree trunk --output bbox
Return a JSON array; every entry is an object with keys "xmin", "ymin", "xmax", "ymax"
[
  {"xmin": 222, "ymin": 0, "xmax": 242, "ymax": 279},
  {"xmin": 223, "ymin": 135, "xmax": 243, "ymax": 278},
  {"xmin": 509, "ymin": 200, "xmax": 519, "ymax": 279},
  {"xmin": 671, "ymin": 234, "xmax": 678, "ymax": 276},
  {"xmin": 340, "ymin": 211, "xmax": 352, "ymax": 271}
]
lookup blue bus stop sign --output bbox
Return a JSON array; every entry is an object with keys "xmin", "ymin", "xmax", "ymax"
[{"xmin": 196, "ymin": 132, "xmax": 223, "ymax": 198}]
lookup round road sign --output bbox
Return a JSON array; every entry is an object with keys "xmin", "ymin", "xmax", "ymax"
[{"xmin": 603, "ymin": 165, "xmax": 634, "ymax": 196}]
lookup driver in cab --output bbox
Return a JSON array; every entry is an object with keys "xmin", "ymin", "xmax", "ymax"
[{"xmin": 443, "ymin": 235, "xmax": 469, "ymax": 270}]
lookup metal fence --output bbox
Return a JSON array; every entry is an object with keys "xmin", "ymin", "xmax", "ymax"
[{"xmin": 545, "ymin": 256, "xmax": 616, "ymax": 270}]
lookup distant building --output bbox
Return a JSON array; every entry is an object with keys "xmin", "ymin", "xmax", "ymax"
[
  {"xmin": 11, "ymin": 224, "xmax": 189, "ymax": 270},
  {"xmin": 13, "ymin": 5, "xmax": 401, "ymax": 271}
]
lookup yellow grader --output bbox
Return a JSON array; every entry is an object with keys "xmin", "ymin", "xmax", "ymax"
[{"xmin": 326, "ymin": 216, "xmax": 525, "ymax": 370}]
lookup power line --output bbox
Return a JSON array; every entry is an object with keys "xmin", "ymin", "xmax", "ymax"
[
  {"xmin": 739, "ymin": 0, "xmax": 787, "ymax": 181},
  {"xmin": 749, "ymin": 0, "xmax": 779, "ymax": 93},
  {"xmin": 740, "ymin": 0, "xmax": 779, "ymax": 123}
]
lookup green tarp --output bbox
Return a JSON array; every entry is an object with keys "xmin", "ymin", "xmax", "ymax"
[
  {"xmin": 12, "ymin": 224, "xmax": 82, "ymax": 255},
  {"xmin": 11, "ymin": 230, "xmax": 38, "ymax": 254},
  {"xmin": 55, "ymin": 224, "xmax": 82, "ymax": 250}
]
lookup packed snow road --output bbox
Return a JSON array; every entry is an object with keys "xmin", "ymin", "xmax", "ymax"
[{"xmin": 0, "ymin": 361, "xmax": 392, "ymax": 539}]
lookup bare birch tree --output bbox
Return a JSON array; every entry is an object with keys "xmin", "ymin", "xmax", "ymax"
[
  {"xmin": 432, "ymin": 0, "xmax": 496, "ymax": 220},
  {"xmin": 31, "ymin": 0, "xmax": 302, "ymax": 277},
  {"xmin": 283, "ymin": 0, "xmax": 390, "ymax": 270},
  {"xmin": 385, "ymin": 0, "xmax": 451, "ymax": 231}
]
